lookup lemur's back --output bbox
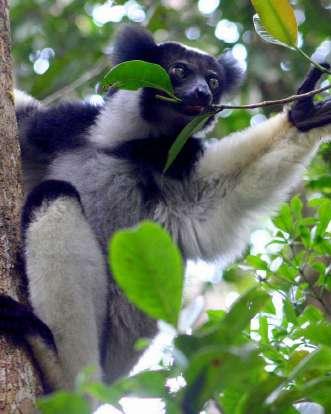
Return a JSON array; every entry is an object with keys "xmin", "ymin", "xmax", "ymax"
[{"xmin": 16, "ymin": 98, "xmax": 101, "ymax": 193}]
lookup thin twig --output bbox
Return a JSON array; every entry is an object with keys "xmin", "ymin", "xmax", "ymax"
[
  {"xmin": 42, "ymin": 58, "xmax": 109, "ymax": 105},
  {"xmin": 212, "ymin": 83, "xmax": 330, "ymax": 112}
]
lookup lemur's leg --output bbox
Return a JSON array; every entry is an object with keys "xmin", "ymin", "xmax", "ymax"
[{"xmin": 16, "ymin": 180, "xmax": 107, "ymax": 390}]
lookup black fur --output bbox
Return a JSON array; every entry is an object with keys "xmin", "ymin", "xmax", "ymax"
[
  {"xmin": 108, "ymin": 135, "xmax": 204, "ymax": 181},
  {"xmin": 112, "ymin": 25, "xmax": 158, "ymax": 65},
  {"xmin": 289, "ymin": 64, "xmax": 331, "ymax": 132},
  {"xmin": 16, "ymin": 102, "xmax": 40, "ymax": 124},
  {"xmin": 21, "ymin": 180, "xmax": 83, "ymax": 236},
  {"xmin": 0, "ymin": 295, "xmax": 56, "ymax": 349},
  {"xmin": 17, "ymin": 102, "xmax": 101, "ymax": 160},
  {"xmin": 217, "ymin": 51, "xmax": 245, "ymax": 94}
]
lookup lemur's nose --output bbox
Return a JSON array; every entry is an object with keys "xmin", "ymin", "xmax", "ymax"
[{"xmin": 195, "ymin": 85, "xmax": 212, "ymax": 105}]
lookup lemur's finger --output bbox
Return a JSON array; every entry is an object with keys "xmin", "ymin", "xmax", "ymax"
[
  {"xmin": 293, "ymin": 64, "xmax": 329, "ymax": 113},
  {"xmin": 297, "ymin": 66, "xmax": 327, "ymax": 95}
]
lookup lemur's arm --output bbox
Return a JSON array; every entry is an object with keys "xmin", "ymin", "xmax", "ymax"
[{"xmin": 193, "ymin": 67, "xmax": 331, "ymax": 263}]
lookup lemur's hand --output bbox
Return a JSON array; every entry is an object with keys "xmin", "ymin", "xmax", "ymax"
[{"xmin": 289, "ymin": 64, "xmax": 331, "ymax": 132}]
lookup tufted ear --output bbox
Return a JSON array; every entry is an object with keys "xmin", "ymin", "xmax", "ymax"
[
  {"xmin": 218, "ymin": 51, "xmax": 245, "ymax": 94},
  {"xmin": 112, "ymin": 25, "xmax": 159, "ymax": 66}
]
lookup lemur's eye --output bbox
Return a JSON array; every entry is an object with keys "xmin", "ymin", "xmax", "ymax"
[
  {"xmin": 208, "ymin": 77, "xmax": 220, "ymax": 90},
  {"xmin": 170, "ymin": 64, "xmax": 187, "ymax": 79}
]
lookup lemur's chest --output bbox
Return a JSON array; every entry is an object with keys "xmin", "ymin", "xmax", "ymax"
[{"xmin": 49, "ymin": 147, "xmax": 212, "ymax": 259}]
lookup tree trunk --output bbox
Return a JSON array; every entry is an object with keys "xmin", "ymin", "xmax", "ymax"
[{"xmin": 0, "ymin": 1, "xmax": 43, "ymax": 412}]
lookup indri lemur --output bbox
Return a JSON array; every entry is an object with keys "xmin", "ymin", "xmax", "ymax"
[{"xmin": 0, "ymin": 25, "xmax": 330, "ymax": 390}]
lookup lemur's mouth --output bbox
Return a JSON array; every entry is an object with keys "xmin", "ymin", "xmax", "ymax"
[{"xmin": 180, "ymin": 105, "xmax": 205, "ymax": 116}]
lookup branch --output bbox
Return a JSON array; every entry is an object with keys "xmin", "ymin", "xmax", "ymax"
[
  {"xmin": 212, "ymin": 83, "xmax": 330, "ymax": 112},
  {"xmin": 42, "ymin": 58, "xmax": 109, "ymax": 105}
]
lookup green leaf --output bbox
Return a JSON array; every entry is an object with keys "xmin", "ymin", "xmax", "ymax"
[
  {"xmin": 242, "ymin": 374, "xmax": 284, "ymax": 414},
  {"xmin": 298, "ymin": 305, "xmax": 324, "ymax": 324},
  {"xmin": 316, "ymin": 199, "xmax": 331, "ymax": 238},
  {"xmin": 268, "ymin": 347, "xmax": 331, "ymax": 409},
  {"xmin": 176, "ymin": 288, "xmax": 269, "ymax": 362},
  {"xmin": 288, "ymin": 346, "xmax": 331, "ymax": 382},
  {"xmin": 207, "ymin": 309, "xmax": 226, "ymax": 323},
  {"xmin": 84, "ymin": 370, "xmax": 169, "ymax": 404},
  {"xmin": 301, "ymin": 377, "xmax": 331, "ymax": 409},
  {"xmin": 199, "ymin": 287, "xmax": 270, "ymax": 346},
  {"xmin": 38, "ymin": 392, "xmax": 90, "ymax": 414},
  {"xmin": 290, "ymin": 196, "xmax": 303, "ymax": 222},
  {"xmin": 219, "ymin": 387, "xmax": 248, "ymax": 414},
  {"xmin": 308, "ymin": 175, "xmax": 331, "ymax": 191},
  {"xmin": 251, "ymin": 0, "xmax": 298, "ymax": 47},
  {"xmin": 253, "ymin": 15, "xmax": 296, "ymax": 50},
  {"xmin": 259, "ymin": 316, "xmax": 269, "ymax": 343},
  {"xmin": 246, "ymin": 255, "xmax": 268, "ymax": 271},
  {"xmin": 102, "ymin": 60, "xmax": 177, "ymax": 99},
  {"xmin": 183, "ymin": 346, "xmax": 264, "ymax": 413},
  {"xmin": 296, "ymin": 320, "xmax": 331, "ymax": 347},
  {"xmin": 283, "ymin": 298, "xmax": 297, "ymax": 324},
  {"xmin": 164, "ymin": 112, "xmax": 212, "ymax": 173},
  {"xmin": 110, "ymin": 221, "xmax": 184, "ymax": 326},
  {"xmin": 272, "ymin": 203, "xmax": 293, "ymax": 234}
]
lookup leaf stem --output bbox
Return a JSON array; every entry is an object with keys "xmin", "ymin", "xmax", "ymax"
[
  {"xmin": 295, "ymin": 47, "xmax": 331, "ymax": 74},
  {"xmin": 211, "ymin": 83, "xmax": 330, "ymax": 112},
  {"xmin": 155, "ymin": 94, "xmax": 181, "ymax": 103}
]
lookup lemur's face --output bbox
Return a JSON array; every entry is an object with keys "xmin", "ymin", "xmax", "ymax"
[
  {"xmin": 111, "ymin": 26, "xmax": 244, "ymax": 135},
  {"xmin": 167, "ymin": 61, "xmax": 219, "ymax": 115},
  {"xmin": 158, "ymin": 43, "xmax": 224, "ymax": 117}
]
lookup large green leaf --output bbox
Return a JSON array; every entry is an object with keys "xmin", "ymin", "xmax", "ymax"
[
  {"xmin": 110, "ymin": 221, "xmax": 184, "ymax": 326},
  {"xmin": 102, "ymin": 60, "xmax": 177, "ymax": 99},
  {"xmin": 164, "ymin": 112, "xmax": 212, "ymax": 173},
  {"xmin": 251, "ymin": 0, "xmax": 298, "ymax": 48}
]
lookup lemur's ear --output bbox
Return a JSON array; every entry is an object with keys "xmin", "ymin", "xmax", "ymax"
[
  {"xmin": 112, "ymin": 25, "xmax": 158, "ymax": 65},
  {"xmin": 218, "ymin": 51, "xmax": 245, "ymax": 94}
]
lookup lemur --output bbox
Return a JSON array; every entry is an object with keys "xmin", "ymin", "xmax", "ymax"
[{"xmin": 0, "ymin": 25, "xmax": 330, "ymax": 391}]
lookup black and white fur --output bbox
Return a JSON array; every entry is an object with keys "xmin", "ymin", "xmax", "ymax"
[{"xmin": 1, "ymin": 26, "xmax": 331, "ymax": 392}]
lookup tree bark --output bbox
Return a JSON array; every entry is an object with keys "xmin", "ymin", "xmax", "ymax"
[{"xmin": 0, "ymin": 1, "xmax": 43, "ymax": 412}]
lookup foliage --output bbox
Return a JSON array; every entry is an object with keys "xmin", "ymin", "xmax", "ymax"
[{"xmin": 38, "ymin": 194, "xmax": 331, "ymax": 413}]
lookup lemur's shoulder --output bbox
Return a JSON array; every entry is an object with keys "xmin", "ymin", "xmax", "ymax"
[{"xmin": 15, "ymin": 90, "xmax": 103, "ymax": 157}]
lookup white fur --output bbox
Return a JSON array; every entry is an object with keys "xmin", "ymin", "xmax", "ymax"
[
  {"xmin": 25, "ymin": 197, "xmax": 108, "ymax": 389},
  {"xmin": 149, "ymin": 113, "xmax": 331, "ymax": 268},
  {"xmin": 14, "ymin": 89, "xmax": 41, "ymax": 109},
  {"xmin": 89, "ymin": 90, "xmax": 153, "ymax": 147},
  {"xmin": 188, "ymin": 112, "xmax": 331, "ymax": 265}
]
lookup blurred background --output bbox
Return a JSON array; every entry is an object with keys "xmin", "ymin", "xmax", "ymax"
[{"xmin": 11, "ymin": 0, "xmax": 331, "ymax": 135}]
